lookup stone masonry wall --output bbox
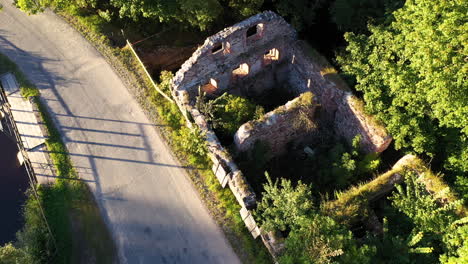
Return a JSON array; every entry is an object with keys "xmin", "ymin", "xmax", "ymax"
[
  {"xmin": 234, "ymin": 92, "xmax": 317, "ymax": 155},
  {"xmin": 172, "ymin": 11, "xmax": 297, "ymax": 103},
  {"xmin": 335, "ymin": 94, "xmax": 392, "ymax": 153},
  {"xmin": 287, "ymin": 41, "xmax": 392, "ymax": 153}
]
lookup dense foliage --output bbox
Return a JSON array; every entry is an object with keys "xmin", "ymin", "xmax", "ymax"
[
  {"xmin": 338, "ymin": 0, "xmax": 467, "ymax": 185},
  {"xmin": 330, "ymin": 0, "xmax": 404, "ymax": 33},
  {"xmin": 255, "ymin": 176, "xmax": 375, "ymax": 264},
  {"xmin": 389, "ymin": 171, "xmax": 467, "ymax": 263},
  {"xmin": 312, "ymin": 135, "xmax": 381, "ymax": 190},
  {"xmin": 255, "ymin": 169, "xmax": 467, "ymax": 263},
  {"xmin": 213, "ymin": 94, "xmax": 260, "ymax": 136},
  {"xmin": 196, "ymin": 91, "xmax": 260, "ymax": 138},
  {"xmin": 245, "ymin": 134, "xmax": 382, "ymax": 196},
  {"xmin": 255, "ymin": 173, "xmax": 314, "ymax": 233}
]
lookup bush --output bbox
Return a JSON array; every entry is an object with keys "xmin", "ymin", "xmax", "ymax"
[
  {"xmin": 213, "ymin": 94, "xmax": 259, "ymax": 137},
  {"xmin": 255, "ymin": 173, "xmax": 314, "ymax": 233},
  {"xmin": 315, "ymin": 135, "xmax": 381, "ymax": 191},
  {"xmin": 173, "ymin": 126, "xmax": 209, "ymax": 166}
]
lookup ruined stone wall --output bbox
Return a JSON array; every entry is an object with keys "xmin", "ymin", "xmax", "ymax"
[
  {"xmin": 172, "ymin": 11, "xmax": 297, "ymax": 103},
  {"xmin": 335, "ymin": 95, "xmax": 392, "ymax": 153},
  {"xmin": 189, "ymin": 106, "xmax": 257, "ymax": 210},
  {"xmin": 234, "ymin": 92, "xmax": 317, "ymax": 155},
  {"xmin": 168, "ymin": 11, "xmax": 393, "ymax": 256},
  {"xmin": 287, "ymin": 41, "xmax": 391, "ymax": 153}
]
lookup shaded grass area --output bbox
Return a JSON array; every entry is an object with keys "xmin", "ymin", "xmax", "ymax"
[
  {"xmin": 0, "ymin": 53, "xmax": 39, "ymax": 98},
  {"xmin": 0, "ymin": 53, "xmax": 116, "ymax": 263},
  {"xmin": 56, "ymin": 9, "xmax": 271, "ymax": 264}
]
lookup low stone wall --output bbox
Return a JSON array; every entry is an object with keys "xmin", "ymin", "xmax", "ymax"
[
  {"xmin": 189, "ymin": 107, "xmax": 257, "ymax": 210},
  {"xmin": 234, "ymin": 92, "xmax": 317, "ymax": 155}
]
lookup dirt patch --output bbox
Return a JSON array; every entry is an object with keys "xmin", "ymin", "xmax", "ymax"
[{"xmin": 136, "ymin": 45, "xmax": 197, "ymax": 75}]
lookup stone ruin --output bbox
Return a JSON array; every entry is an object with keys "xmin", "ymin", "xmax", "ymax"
[{"xmin": 170, "ymin": 11, "xmax": 392, "ymax": 256}]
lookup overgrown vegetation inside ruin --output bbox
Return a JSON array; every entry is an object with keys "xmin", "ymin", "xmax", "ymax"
[
  {"xmin": 236, "ymin": 132, "xmax": 383, "ymax": 199},
  {"xmin": 254, "ymin": 168, "xmax": 466, "ymax": 264},
  {"xmin": 196, "ymin": 91, "xmax": 264, "ymax": 145}
]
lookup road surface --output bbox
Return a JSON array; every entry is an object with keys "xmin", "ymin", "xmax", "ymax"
[{"xmin": 0, "ymin": 1, "xmax": 241, "ymax": 263}]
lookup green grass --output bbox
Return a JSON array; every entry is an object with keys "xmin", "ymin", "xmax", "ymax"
[
  {"xmin": 0, "ymin": 53, "xmax": 116, "ymax": 263},
  {"xmin": 323, "ymin": 155, "xmax": 466, "ymax": 226},
  {"xmin": 0, "ymin": 53, "xmax": 39, "ymax": 98},
  {"xmin": 56, "ymin": 9, "xmax": 272, "ymax": 264},
  {"xmin": 323, "ymin": 166, "xmax": 404, "ymax": 226}
]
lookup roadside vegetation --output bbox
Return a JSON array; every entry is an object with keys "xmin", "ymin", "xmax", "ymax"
[
  {"xmin": 10, "ymin": 0, "xmax": 467, "ymax": 263},
  {"xmin": 0, "ymin": 53, "xmax": 116, "ymax": 264}
]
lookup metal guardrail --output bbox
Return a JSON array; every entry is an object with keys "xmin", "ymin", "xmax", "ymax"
[
  {"xmin": 0, "ymin": 87, "xmax": 37, "ymax": 184},
  {"xmin": 0, "ymin": 85, "xmax": 58, "ymax": 252}
]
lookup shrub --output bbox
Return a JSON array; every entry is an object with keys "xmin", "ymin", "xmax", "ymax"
[
  {"xmin": 255, "ymin": 173, "xmax": 314, "ymax": 233},
  {"xmin": 213, "ymin": 94, "xmax": 257, "ymax": 136}
]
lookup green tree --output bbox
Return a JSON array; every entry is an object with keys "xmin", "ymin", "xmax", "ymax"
[
  {"xmin": 15, "ymin": 0, "xmax": 222, "ymax": 30},
  {"xmin": 279, "ymin": 215, "xmax": 375, "ymax": 264},
  {"xmin": 256, "ymin": 174, "xmax": 373, "ymax": 263},
  {"xmin": 216, "ymin": 94, "xmax": 257, "ymax": 135},
  {"xmin": 365, "ymin": 217, "xmax": 434, "ymax": 264},
  {"xmin": 255, "ymin": 173, "xmax": 314, "ymax": 232},
  {"xmin": 440, "ymin": 218, "xmax": 468, "ymax": 264},
  {"xmin": 0, "ymin": 243, "xmax": 33, "ymax": 264},
  {"xmin": 316, "ymin": 135, "xmax": 381, "ymax": 190},
  {"xmin": 223, "ymin": 0, "xmax": 263, "ymax": 18},
  {"xmin": 110, "ymin": 0, "xmax": 222, "ymax": 30},
  {"xmin": 330, "ymin": 0, "xmax": 404, "ymax": 33},
  {"xmin": 198, "ymin": 93, "xmax": 258, "ymax": 137},
  {"xmin": 173, "ymin": 126, "xmax": 208, "ymax": 165},
  {"xmin": 15, "ymin": 0, "xmax": 96, "ymax": 14},
  {"xmin": 390, "ymin": 171, "xmax": 461, "ymax": 235},
  {"xmin": 271, "ymin": 0, "xmax": 324, "ymax": 30},
  {"xmin": 338, "ymin": 0, "xmax": 468, "ymax": 176},
  {"xmin": 390, "ymin": 171, "xmax": 467, "ymax": 262}
]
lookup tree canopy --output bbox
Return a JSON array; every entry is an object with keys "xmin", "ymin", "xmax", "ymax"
[{"xmin": 338, "ymin": 0, "xmax": 468, "ymax": 177}]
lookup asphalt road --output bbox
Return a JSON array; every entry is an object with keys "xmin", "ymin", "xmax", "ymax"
[{"xmin": 0, "ymin": 1, "xmax": 241, "ymax": 263}]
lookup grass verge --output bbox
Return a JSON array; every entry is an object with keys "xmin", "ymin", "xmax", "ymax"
[
  {"xmin": 56, "ymin": 8, "xmax": 271, "ymax": 264},
  {"xmin": 0, "ymin": 52, "xmax": 116, "ymax": 264}
]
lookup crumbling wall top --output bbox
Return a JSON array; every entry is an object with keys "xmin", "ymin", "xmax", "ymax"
[{"xmin": 172, "ymin": 11, "xmax": 297, "ymax": 96}]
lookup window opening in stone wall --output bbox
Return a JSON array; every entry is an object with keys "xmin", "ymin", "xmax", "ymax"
[
  {"xmin": 263, "ymin": 48, "xmax": 280, "ymax": 65},
  {"xmin": 246, "ymin": 26, "xmax": 258, "ymax": 38},
  {"xmin": 212, "ymin": 43, "xmax": 223, "ymax": 54},
  {"xmin": 246, "ymin": 24, "xmax": 264, "ymax": 40},
  {"xmin": 232, "ymin": 63, "xmax": 250, "ymax": 80},
  {"xmin": 202, "ymin": 78, "xmax": 218, "ymax": 94}
]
